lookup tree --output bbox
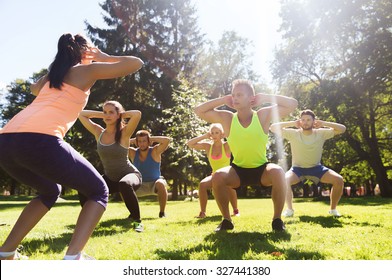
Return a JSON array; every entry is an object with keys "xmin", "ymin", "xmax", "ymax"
[
  {"xmin": 159, "ymin": 79, "xmax": 209, "ymax": 199},
  {"xmin": 84, "ymin": 0, "xmax": 204, "ymax": 127},
  {"xmin": 272, "ymin": 0, "xmax": 392, "ymax": 196},
  {"xmin": 194, "ymin": 30, "xmax": 260, "ymax": 98}
]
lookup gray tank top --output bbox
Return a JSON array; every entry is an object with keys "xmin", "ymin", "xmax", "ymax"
[{"xmin": 97, "ymin": 131, "xmax": 140, "ymax": 181}]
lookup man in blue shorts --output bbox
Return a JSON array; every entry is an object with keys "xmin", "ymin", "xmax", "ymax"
[{"xmin": 270, "ymin": 109, "xmax": 346, "ymax": 217}]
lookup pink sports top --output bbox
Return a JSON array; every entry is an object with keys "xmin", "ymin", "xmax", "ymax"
[
  {"xmin": 208, "ymin": 143, "xmax": 230, "ymax": 172},
  {"xmin": 0, "ymin": 82, "xmax": 90, "ymax": 139}
]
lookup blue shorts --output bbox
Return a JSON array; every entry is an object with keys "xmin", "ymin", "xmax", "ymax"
[
  {"xmin": 290, "ymin": 165, "xmax": 329, "ymax": 184},
  {"xmin": 0, "ymin": 133, "xmax": 109, "ymax": 209}
]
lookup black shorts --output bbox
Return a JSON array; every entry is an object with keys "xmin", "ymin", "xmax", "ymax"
[{"xmin": 231, "ymin": 162, "xmax": 268, "ymax": 187}]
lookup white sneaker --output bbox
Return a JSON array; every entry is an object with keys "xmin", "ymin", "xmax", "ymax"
[
  {"xmin": 328, "ymin": 209, "xmax": 341, "ymax": 217},
  {"xmin": 283, "ymin": 209, "xmax": 294, "ymax": 217},
  {"xmin": 63, "ymin": 252, "xmax": 95, "ymax": 260}
]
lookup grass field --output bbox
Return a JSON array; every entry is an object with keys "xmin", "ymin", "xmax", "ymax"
[{"xmin": 0, "ymin": 195, "xmax": 391, "ymax": 260}]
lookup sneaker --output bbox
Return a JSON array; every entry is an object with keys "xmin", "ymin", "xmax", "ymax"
[
  {"xmin": 14, "ymin": 251, "xmax": 29, "ymax": 260},
  {"xmin": 63, "ymin": 252, "xmax": 95, "ymax": 260},
  {"xmin": 0, "ymin": 250, "xmax": 28, "ymax": 260},
  {"xmin": 272, "ymin": 218, "xmax": 286, "ymax": 231},
  {"xmin": 215, "ymin": 219, "xmax": 234, "ymax": 232},
  {"xmin": 159, "ymin": 211, "xmax": 166, "ymax": 218},
  {"xmin": 195, "ymin": 211, "xmax": 206, "ymax": 218},
  {"xmin": 329, "ymin": 209, "xmax": 341, "ymax": 217},
  {"xmin": 231, "ymin": 209, "xmax": 240, "ymax": 217},
  {"xmin": 283, "ymin": 209, "xmax": 294, "ymax": 217},
  {"xmin": 132, "ymin": 221, "xmax": 144, "ymax": 232}
]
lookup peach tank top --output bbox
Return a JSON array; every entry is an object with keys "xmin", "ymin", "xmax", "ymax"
[{"xmin": 0, "ymin": 82, "xmax": 90, "ymax": 139}]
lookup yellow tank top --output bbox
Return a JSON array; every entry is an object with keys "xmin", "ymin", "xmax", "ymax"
[
  {"xmin": 208, "ymin": 143, "xmax": 230, "ymax": 172},
  {"xmin": 228, "ymin": 111, "xmax": 268, "ymax": 168}
]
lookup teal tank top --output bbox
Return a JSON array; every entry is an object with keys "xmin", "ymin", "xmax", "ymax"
[
  {"xmin": 227, "ymin": 111, "xmax": 268, "ymax": 168},
  {"xmin": 133, "ymin": 147, "xmax": 161, "ymax": 182}
]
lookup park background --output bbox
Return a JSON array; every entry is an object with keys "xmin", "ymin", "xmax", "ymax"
[
  {"xmin": 0, "ymin": 0, "xmax": 392, "ymax": 264},
  {"xmin": 0, "ymin": 0, "xmax": 391, "ymax": 199}
]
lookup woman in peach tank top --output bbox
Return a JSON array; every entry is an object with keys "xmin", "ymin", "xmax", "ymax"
[
  {"xmin": 0, "ymin": 33, "xmax": 143, "ymax": 260},
  {"xmin": 187, "ymin": 123, "xmax": 240, "ymax": 218}
]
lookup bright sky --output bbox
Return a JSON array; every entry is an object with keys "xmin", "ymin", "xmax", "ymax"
[{"xmin": 0, "ymin": 0, "xmax": 282, "ymax": 91}]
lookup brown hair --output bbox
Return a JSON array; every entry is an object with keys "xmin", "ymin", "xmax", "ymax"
[
  {"xmin": 135, "ymin": 130, "xmax": 151, "ymax": 145},
  {"xmin": 103, "ymin": 100, "xmax": 125, "ymax": 143},
  {"xmin": 300, "ymin": 109, "xmax": 316, "ymax": 120}
]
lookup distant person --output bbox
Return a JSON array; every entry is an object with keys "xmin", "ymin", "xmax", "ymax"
[
  {"xmin": 187, "ymin": 123, "xmax": 239, "ymax": 218},
  {"xmin": 195, "ymin": 79, "xmax": 298, "ymax": 232},
  {"xmin": 270, "ymin": 109, "xmax": 346, "ymax": 217},
  {"xmin": 78, "ymin": 101, "xmax": 144, "ymax": 232},
  {"xmin": 129, "ymin": 130, "xmax": 171, "ymax": 218},
  {"xmin": 0, "ymin": 33, "xmax": 143, "ymax": 260}
]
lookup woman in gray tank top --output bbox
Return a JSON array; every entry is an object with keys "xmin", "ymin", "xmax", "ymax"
[{"xmin": 78, "ymin": 100, "xmax": 144, "ymax": 232}]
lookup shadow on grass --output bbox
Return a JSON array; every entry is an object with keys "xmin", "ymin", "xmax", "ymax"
[
  {"xmin": 12, "ymin": 231, "xmax": 74, "ymax": 257},
  {"xmin": 155, "ymin": 230, "xmax": 324, "ymax": 260},
  {"xmin": 7, "ymin": 217, "xmax": 135, "ymax": 258},
  {"xmin": 299, "ymin": 215, "xmax": 344, "ymax": 228}
]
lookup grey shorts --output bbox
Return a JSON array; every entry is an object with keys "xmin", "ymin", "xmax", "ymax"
[{"xmin": 136, "ymin": 176, "xmax": 167, "ymax": 197}]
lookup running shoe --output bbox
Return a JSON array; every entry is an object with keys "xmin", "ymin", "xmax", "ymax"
[
  {"xmin": 215, "ymin": 219, "xmax": 234, "ymax": 232},
  {"xmin": 272, "ymin": 218, "xmax": 286, "ymax": 231},
  {"xmin": 282, "ymin": 209, "xmax": 294, "ymax": 217},
  {"xmin": 132, "ymin": 221, "xmax": 144, "ymax": 232},
  {"xmin": 328, "ymin": 209, "xmax": 342, "ymax": 217}
]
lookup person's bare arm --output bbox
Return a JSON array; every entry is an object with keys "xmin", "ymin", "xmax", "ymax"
[
  {"xmin": 270, "ymin": 120, "xmax": 300, "ymax": 134},
  {"xmin": 121, "ymin": 110, "xmax": 142, "ymax": 138},
  {"xmin": 314, "ymin": 120, "xmax": 346, "ymax": 135},
  {"xmin": 186, "ymin": 133, "xmax": 211, "ymax": 151},
  {"xmin": 78, "ymin": 110, "xmax": 105, "ymax": 140},
  {"xmin": 150, "ymin": 136, "xmax": 172, "ymax": 154}
]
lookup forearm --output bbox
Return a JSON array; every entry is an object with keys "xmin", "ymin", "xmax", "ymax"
[
  {"xmin": 195, "ymin": 97, "xmax": 225, "ymax": 117},
  {"xmin": 79, "ymin": 110, "xmax": 103, "ymax": 119},
  {"xmin": 256, "ymin": 93, "xmax": 297, "ymax": 108},
  {"xmin": 317, "ymin": 120, "xmax": 346, "ymax": 133},
  {"xmin": 186, "ymin": 134, "xmax": 209, "ymax": 147},
  {"xmin": 270, "ymin": 121, "xmax": 297, "ymax": 134},
  {"xmin": 122, "ymin": 110, "xmax": 141, "ymax": 119},
  {"xmin": 150, "ymin": 136, "xmax": 172, "ymax": 144}
]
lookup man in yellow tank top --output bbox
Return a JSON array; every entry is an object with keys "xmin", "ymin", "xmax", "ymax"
[{"xmin": 195, "ymin": 79, "xmax": 298, "ymax": 232}]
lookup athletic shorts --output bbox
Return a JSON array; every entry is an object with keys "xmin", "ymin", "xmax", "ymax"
[
  {"xmin": 0, "ymin": 133, "xmax": 109, "ymax": 209},
  {"xmin": 290, "ymin": 165, "xmax": 329, "ymax": 184},
  {"xmin": 135, "ymin": 176, "xmax": 167, "ymax": 197},
  {"xmin": 230, "ymin": 162, "xmax": 268, "ymax": 187}
]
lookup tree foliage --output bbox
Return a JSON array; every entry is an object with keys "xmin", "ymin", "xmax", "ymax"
[{"xmin": 272, "ymin": 0, "xmax": 392, "ymax": 196}]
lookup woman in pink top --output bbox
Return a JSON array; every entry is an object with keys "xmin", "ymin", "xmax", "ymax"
[
  {"xmin": 187, "ymin": 123, "xmax": 239, "ymax": 218},
  {"xmin": 0, "ymin": 33, "xmax": 143, "ymax": 260}
]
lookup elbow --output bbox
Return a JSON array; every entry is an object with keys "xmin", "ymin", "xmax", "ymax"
[
  {"xmin": 132, "ymin": 57, "xmax": 144, "ymax": 72},
  {"xmin": 194, "ymin": 105, "xmax": 203, "ymax": 118},
  {"xmin": 134, "ymin": 111, "xmax": 142, "ymax": 122},
  {"xmin": 290, "ymin": 98, "xmax": 299, "ymax": 111}
]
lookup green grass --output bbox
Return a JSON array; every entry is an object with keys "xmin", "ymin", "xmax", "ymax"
[{"xmin": 0, "ymin": 195, "xmax": 391, "ymax": 260}]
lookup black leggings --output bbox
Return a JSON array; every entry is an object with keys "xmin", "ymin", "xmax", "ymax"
[{"xmin": 79, "ymin": 173, "xmax": 142, "ymax": 221}]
